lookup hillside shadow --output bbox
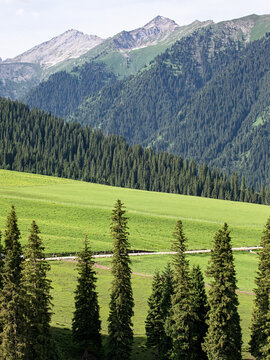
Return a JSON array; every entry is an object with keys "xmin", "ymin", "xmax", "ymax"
[{"xmin": 52, "ymin": 327, "xmax": 154, "ymax": 360}]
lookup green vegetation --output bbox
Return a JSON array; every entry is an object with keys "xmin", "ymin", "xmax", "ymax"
[
  {"xmin": 98, "ymin": 252, "xmax": 259, "ymax": 293},
  {"xmin": 0, "ymin": 170, "xmax": 269, "ymax": 255}
]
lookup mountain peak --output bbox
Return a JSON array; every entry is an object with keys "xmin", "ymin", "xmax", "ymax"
[
  {"xmin": 144, "ymin": 15, "xmax": 178, "ymax": 29},
  {"xmin": 112, "ymin": 15, "xmax": 179, "ymax": 51}
]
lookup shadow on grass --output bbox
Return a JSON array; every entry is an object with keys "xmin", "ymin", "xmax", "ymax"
[
  {"xmin": 52, "ymin": 327, "xmax": 253, "ymax": 360},
  {"xmin": 52, "ymin": 327, "xmax": 154, "ymax": 360}
]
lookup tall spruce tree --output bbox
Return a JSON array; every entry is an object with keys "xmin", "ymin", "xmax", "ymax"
[
  {"xmin": 0, "ymin": 206, "xmax": 26, "ymax": 359},
  {"xmin": 203, "ymin": 223, "xmax": 242, "ymax": 360},
  {"xmin": 145, "ymin": 264, "xmax": 173, "ymax": 359},
  {"xmin": 165, "ymin": 220, "xmax": 198, "ymax": 360},
  {"xmin": 249, "ymin": 217, "xmax": 270, "ymax": 359},
  {"xmin": 72, "ymin": 237, "xmax": 102, "ymax": 360},
  {"xmin": 107, "ymin": 200, "xmax": 134, "ymax": 360},
  {"xmin": 21, "ymin": 220, "xmax": 56, "ymax": 360},
  {"xmin": 190, "ymin": 265, "xmax": 208, "ymax": 360},
  {"xmin": 145, "ymin": 271, "xmax": 164, "ymax": 359}
]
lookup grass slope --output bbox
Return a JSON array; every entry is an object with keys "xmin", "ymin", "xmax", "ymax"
[{"xmin": 0, "ymin": 169, "xmax": 269, "ymax": 254}]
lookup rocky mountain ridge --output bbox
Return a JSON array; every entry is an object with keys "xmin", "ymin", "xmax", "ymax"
[{"xmin": 4, "ymin": 29, "xmax": 104, "ymax": 68}]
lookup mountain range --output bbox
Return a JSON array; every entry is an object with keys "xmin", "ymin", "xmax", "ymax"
[{"xmin": 1, "ymin": 13, "xmax": 270, "ymax": 190}]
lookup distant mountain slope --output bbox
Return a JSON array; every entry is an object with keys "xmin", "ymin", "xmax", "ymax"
[
  {"xmin": 0, "ymin": 62, "xmax": 41, "ymax": 99},
  {"xmin": 67, "ymin": 30, "xmax": 270, "ymax": 189},
  {"xmin": 0, "ymin": 97, "xmax": 268, "ymax": 205},
  {"xmin": 159, "ymin": 35, "xmax": 270, "ymax": 188}
]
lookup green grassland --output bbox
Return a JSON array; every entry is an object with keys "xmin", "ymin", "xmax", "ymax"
[
  {"xmin": 97, "ymin": 251, "xmax": 259, "ymax": 292},
  {"xmin": 0, "ymin": 170, "xmax": 269, "ymax": 255}
]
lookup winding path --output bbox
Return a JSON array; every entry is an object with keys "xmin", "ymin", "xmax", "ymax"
[
  {"xmin": 46, "ymin": 247, "xmax": 259, "ymax": 296},
  {"xmin": 45, "ymin": 246, "xmax": 262, "ymax": 262}
]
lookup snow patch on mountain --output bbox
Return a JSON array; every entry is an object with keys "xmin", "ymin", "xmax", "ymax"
[{"xmin": 6, "ymin": 30, "xmax": 104, "ymax": 68}]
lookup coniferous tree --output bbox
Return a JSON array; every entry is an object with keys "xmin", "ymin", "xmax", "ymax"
[
  {"xmin": 145, "ymin": 271, "xmax": 164, "ymax": 359},
  {"xmin": 72, "ymin": 237, "xmax": 102, "ymax": 360},
  {"xmin": 165, "ymin": 220, "xmax": 198, "ymax": 360},
  {"xmin": 107, "ymin": 200, "xmax": 134, "ymax": 360},
  {"xmin": 249, "ymin": 217, "xmax": 270, "ymax": 359},
  {"xmin": 0, "ymin": 206, "xmax": 26, "ymax": 359},
  {"xmin": 190, "ymin": 265, "xmax": 208, "ymax": 360},
  {"xmin": 145, "ymin": 264, "xmax": 173, "ymax": 359},
  {"xmin": 203, "ymin": 223, "xmax": 242, "ymax": 360},
  {"xmin": 21, "ymin": 220, "xmax": 56, "ymax": 360}
]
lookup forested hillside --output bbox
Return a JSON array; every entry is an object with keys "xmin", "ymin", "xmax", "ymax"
[
  {"xmin": 66, "ymin": 32, "xmax": 270, "ymax": 189},
  {"xmin": 1, "ymin": 97, "xmax": 269, "ymax": 204},
  {"xmin": 23, "ymin": 62, "xmax": 116, "ymax": 118},
  {"xmin": 67, "ymin": 26, "xmax": 242, "ymax": 137}
]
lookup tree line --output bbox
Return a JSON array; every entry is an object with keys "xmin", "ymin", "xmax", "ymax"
[
  {"xmin": 0, "ymin": 202, "xmax": 269, "ymax": 359},
  {"xmin": 1, "ymin": 97, "xmax": 270, "ymax": 205}
]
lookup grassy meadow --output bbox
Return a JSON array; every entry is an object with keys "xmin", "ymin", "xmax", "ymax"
[
  {"xmin": 0, "ymin": 169, "xmax": 269, "ymax": 254},
  {"xmin": 0, "ymin": 169, "xmax": 268, "ymax": 359}
]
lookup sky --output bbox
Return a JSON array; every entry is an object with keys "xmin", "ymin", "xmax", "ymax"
[{"xmin": 0, "ymin": 0, "xmax": 269, "ymax": 60}]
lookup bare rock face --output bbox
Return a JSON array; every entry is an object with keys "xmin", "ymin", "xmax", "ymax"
[
  {"xmin": 112, "ymin": 15, "xmax": 179, "ymax": 50},
  {"xmin": 5, "ymin": 30, "xmax": 104, "ymax": 68}
]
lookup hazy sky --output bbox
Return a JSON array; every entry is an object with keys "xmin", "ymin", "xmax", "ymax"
[{"xmin": 0, "ymin": 0, "xmax": 269, "ymax": 60}]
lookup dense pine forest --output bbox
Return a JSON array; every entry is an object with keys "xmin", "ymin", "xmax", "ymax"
[
  {"xmin": 1, "ymin": 97, "xmax": 269, "ymax": 204},
  {"xmin": 23, "ymin": 62, "xmax": 116, "ymax": 119}
]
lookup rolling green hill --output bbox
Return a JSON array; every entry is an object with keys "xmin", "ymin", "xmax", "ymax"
[{"xmin": 0, "ymin": 169, "xmax": 269, "ymax": 254}]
